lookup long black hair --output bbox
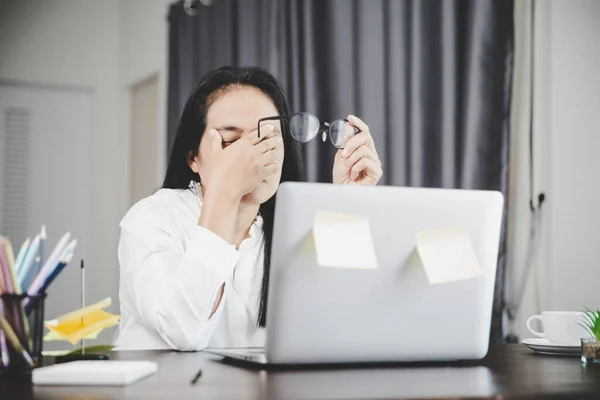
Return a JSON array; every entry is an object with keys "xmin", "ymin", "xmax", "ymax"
[{"xmin": 163, "ymin": 66, "xmax": 304, "ymax": 327}]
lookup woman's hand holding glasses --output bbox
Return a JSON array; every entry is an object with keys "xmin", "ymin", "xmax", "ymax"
[{"xmin": 332, "ymin": 115, "xmax": 382, "ymax": 186}]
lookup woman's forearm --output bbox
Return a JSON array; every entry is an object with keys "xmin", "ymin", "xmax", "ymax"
[
  {"xmin": 198, "ymin": 185, "xmax": 241, "ymax": 245},
  {"xmin": 197, "ymin": 184, "xmax": 242, "ymax": 317}
]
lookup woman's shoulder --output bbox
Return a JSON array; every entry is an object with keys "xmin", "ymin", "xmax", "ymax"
[{"xmin": 120, "ymin": 187, "xmax": 196, "ymax": 229}]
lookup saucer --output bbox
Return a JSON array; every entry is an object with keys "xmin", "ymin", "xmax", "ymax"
[{"xmin": 521, "ymin": 338, "xmax": 580, "ymax": 356}]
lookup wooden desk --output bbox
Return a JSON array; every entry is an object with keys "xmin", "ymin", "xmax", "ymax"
[{"xmin": 2, "ymin": 344, "xmax": 600, "ymax": 399}]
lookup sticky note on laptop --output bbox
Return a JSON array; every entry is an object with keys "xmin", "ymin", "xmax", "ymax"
[
  {"xmin": 416, "ymin": 227, "xmax": 482, "ymax": 284},
  {"xmin": 313, "ymin": 209, "xmax": 378, "ymax": 269}
]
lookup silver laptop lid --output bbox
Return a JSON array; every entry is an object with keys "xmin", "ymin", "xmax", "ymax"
[{"xmin": 266, "ymin": 182, "xmax": 503, "ymax": 364}]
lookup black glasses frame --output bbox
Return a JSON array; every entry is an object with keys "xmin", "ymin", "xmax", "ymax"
[{"xmin": 221, "ymin": 115, "xmax": 288, "ymax": 147}]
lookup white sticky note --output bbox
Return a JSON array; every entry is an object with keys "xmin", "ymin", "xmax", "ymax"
[
  {"xmin": 416, "ymin": 226, "xmax": 482, "ymax": 284},
  {"xmin": 313, "ymin": 209, "xmax": 378, "ymax": 269}
]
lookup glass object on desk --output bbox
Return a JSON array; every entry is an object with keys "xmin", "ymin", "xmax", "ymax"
[
  {"xmin": 579, "ymin": 308, "xmax": 600, "ymax": 364},
  {"xmin": 581, "ymin": 338, "xmax": 600, "ymax": 364}
]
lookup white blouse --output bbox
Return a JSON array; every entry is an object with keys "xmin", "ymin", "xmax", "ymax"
[{"xmin": 114, "ymin": 182, "xmax": 266, "ymax": 351}]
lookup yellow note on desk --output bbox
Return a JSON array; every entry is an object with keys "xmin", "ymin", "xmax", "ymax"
[
  {"xmin": 44, "ymin": 297, "xmax": 120, "ymax": 345},
  {"xmin": 416, "ymin": 227, "xmax": 482, "ymax": 284},
  {"xmin": 44, "ymin": 327, "xmax": 103, "ymax": 342},
  {"xmin": 313, "ymin": 210, "xmax": 378, "ymax": 269}
]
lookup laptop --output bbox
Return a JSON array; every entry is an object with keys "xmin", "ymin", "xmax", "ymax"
[{"xmin": 207, "ymin": 182, "xmax": 504, "ymax": 365}]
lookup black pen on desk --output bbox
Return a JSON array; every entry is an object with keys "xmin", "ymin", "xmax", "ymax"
[
  {"xmin": 190, "ymin": 368, "xmax": 203, "ymax": 384},
  {"xmin": 81, "ymin": 259, "xmax": 85, "ymax": 356}
]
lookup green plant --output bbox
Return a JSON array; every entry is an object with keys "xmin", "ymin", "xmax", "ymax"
[{"xmin": 579, "ymin": 309, "xmax": 600, "ymax": 341}]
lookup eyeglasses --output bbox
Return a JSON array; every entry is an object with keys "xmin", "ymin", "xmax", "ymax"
[{"xmin": 258, "ymin": 112, "xmax": 360, "ymax": 149}]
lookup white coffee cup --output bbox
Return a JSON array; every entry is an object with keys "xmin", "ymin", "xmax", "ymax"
[{"xmin": 526, "ymin": 311, "xmax": 588, "ymax": 345}]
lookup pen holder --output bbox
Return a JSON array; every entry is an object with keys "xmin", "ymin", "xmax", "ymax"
[{"xmin": 0, "ymin": 294, "xmax": 46, "ymax": 376}]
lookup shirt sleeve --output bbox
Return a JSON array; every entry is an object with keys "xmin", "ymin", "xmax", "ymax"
[{"xmin": 118, "ymin": 206, "xmax": 240, "ymax": 351}]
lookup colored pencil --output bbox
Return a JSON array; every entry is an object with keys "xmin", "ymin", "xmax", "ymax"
[
  {"xmin": 0, "ymin": 309, "xmax": 9, "ymax": 367},
  {"xmin": 3, "ymin": 238, "xmax": 21, "ymax": 292},
  {"xmin": 0, "ymin": 239, "xmax": 25, "ymax": 346},
  {"xmin": 0, "ymin": 242, "xmax": 19, "ymax": 336},
  {"xmin": 26, "ymin": 233, "xmax": 70, "ymax": 295},
  {"xmin": 38, "ymin": 253, "xmax": 72, "ymax": 294},
  {"xmin": 27, "ymin": 238, "xmax": 76, "ymax": 298},
  {"xmin": 60, "ymin": 239, "xmax": 77, "ymax": 259},
  {"xmin": 0, "ymin": 228, "xmax": 78, "ymax": 368},
  {"xmin": 2, "ymin": 238, "xmax": 30, "ymax": 349},
  {"xmin": 39, "ymin": 226, "xmax": 47, "ymax": 266},
  {"xmin": 0, "ymin": 240, "xmax": 14, "ymax": 293},
  {"xmin": 0, "ymin": 245, "xmax": 7, "ymax": 293},
  {"xmin": 22, "ymin": 256, "xmax": 41, "ymax": 292},
  {"xmin": 0, "ymin": 253, "xmax": 10, "ymax": 367},
  {"xmin": 41, "ymin": 232, "xmax": 70, "ymax": 276},
  {"xmin": 14, "ymin": 237, "xmax": 30, "ymax": 275},
  {"xmin": 0, "ymin": 312, "xmax": 34, "ymax": 367},
  {"xmin": 17, "ymin": 234, "xmax": 40, "ymax": 284}
]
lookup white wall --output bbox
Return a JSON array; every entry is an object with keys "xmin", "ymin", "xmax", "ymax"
[
  {"xmin": 509, "ymin": 0, "xmax": 600, "ymax": 340},
  {"xmin": 0, "ymin": 0, "xmax": 171, "ymax": 347},
  {"xmin": 0, "ymin": 0, "xmax": 122, "ymax": 346},
  {"xmin": 546, "ymin": 0, "xmax": 600, "ymax": 311},
  {"xmin": 0, "ymin": 85, "xmax": 92, "ymax": 351},
  {"xmin": 119, "ymin": 0, "xmax": 172, "ymax": 195}
]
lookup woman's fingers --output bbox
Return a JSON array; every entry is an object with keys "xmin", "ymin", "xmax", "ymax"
[
  {"xmin": 347, "ymin": 115, "xmax": 369, "ymax": 136},
  {"xmin": 350, "ymin": 157, "xmax": 382, "ymax": 181},
  {"xmin": 341, "ymin": 131, "xmax": 371, "ymax": 157},
  {"xmin": 260, "ymin": 164, "xmax": 279, "ymax": 179},
  {"xmin": 344, "ymin": 115, "xmax": 376, "ymax": 151},
  {"xmin": 344, "ymin": 143, "xmax": 378, "ymax": 167},
  {"xmin": 258, "ymin": 135, "xmax": 284, "ymax": 166},
  {"xmin": 256, "ymin": 134, "xmax": 282, "ymax": 154},
  {"xmin": 248, "ymin": 123, "xmax": 278, "ymax": 145}
]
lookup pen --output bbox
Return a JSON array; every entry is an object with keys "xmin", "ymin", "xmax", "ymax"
[
  {"xmin": 190, "ymin": 368, "xmax": 203, "ymax": 384},
  {"xmin": 81, "ymin": 259, "xmax": 85, "ymax": 355}
]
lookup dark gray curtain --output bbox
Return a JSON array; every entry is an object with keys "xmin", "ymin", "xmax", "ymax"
[{"xmin": 167, "ymin": 0, "xmax": 513, "ymax": 343}]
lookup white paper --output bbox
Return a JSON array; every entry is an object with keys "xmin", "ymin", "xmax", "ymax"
[
  {"xmin": 312, "ymin": 210, "xmax": 378, "ymax": 269},
  {"xmin": 416, "ymin": 226, "xmax": 482, "ymax": 284}
]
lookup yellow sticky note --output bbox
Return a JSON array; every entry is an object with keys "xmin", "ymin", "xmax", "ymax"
[
  {"xmin": 44, "ymin": 297, "xmax": 119, "ymax": 344},
  {"xmin": 313, "ymin": 210, "xmax": 378, "ymax": 269},
  {"xmin": 56, "ymin": 297, "xmax": 112, "ymax": 324},
  {"xmin": 416, "ymin": 227, "xmax": 482, "ymax": 284},
  {"xmin": 44, "ymin": 327, "xmax": 103, "ymax": 342},
  {"xmin": 45, "ymin": 309, "xmax": 120, "ymax": 344}
]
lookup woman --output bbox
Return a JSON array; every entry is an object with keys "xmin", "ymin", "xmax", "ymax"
[{"xmin": 115, "ymin": 66, "xmax": 382, "ymax": 351}]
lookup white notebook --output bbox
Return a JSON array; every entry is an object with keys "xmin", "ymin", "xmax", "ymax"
[{"xmin": 32, "ymin": 360, "xmax": 158, "ymax": 386}]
